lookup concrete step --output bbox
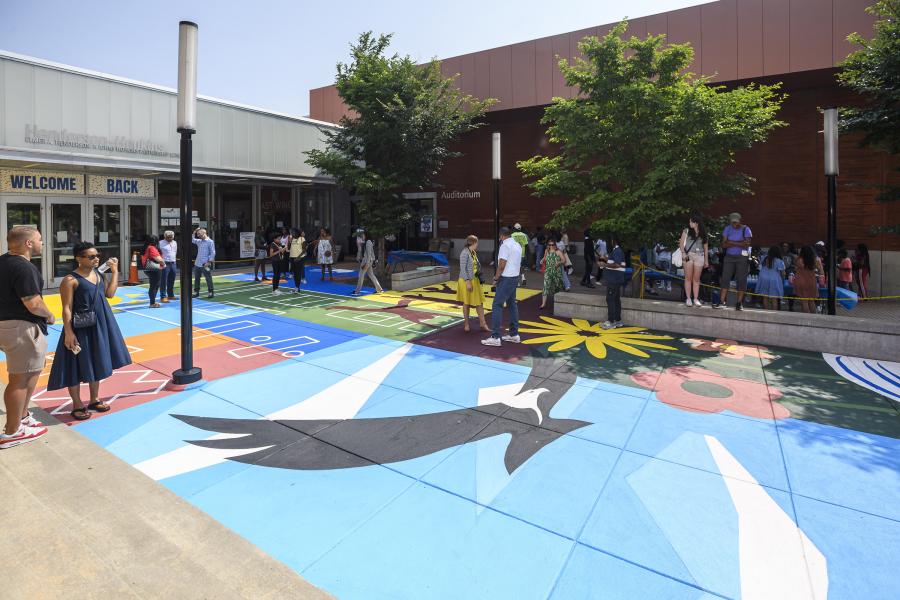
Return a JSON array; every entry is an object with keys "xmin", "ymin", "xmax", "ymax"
[{"xmin": 0, "ymin": 407, "xmax": 332, "ymax": 600}]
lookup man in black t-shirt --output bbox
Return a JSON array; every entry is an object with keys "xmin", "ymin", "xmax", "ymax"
[{"xmin": 0, "ymin": 226, "xmax": 55, "ymax": 449}]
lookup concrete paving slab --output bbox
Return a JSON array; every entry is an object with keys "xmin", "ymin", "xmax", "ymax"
[{"xmin": 0, "ymin": 407, "xmax": 331, "ymax": 600}]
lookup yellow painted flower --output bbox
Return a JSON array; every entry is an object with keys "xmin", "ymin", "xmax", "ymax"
[{"xmin": 519, "ymin": 317, "xmax": 676, "ymax": 359}]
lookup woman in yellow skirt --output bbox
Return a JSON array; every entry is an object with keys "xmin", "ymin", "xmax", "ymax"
[{"xmin": 456, "ymin": 235, "xmax": 489, "ymax": 332}]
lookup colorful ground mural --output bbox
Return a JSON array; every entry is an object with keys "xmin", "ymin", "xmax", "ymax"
[{"xmin": 2, "ymin": 272, "xmax": 899, "ymax": 599}]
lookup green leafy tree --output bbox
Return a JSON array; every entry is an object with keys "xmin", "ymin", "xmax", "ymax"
[
  {"xmin": 838, "ymin": 0, "xmax": 900, "ymax": 235},
  {"xmin": 306, "ymin": 32, "xmax": 494, "ymax": 270},
  {"xmin": 517, "ymin": 21, "xmax": 786, "ymax": 245}
]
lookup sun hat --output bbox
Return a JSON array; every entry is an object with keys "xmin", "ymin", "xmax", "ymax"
[{"xmin": 728, "ymin": 212, "xmax": 741, "ymax": 223}]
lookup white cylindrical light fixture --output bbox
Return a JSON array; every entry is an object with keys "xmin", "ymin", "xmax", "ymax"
[
  {"xmin": 824, "ymin": 108, "xmax": 839, "ymax": 176},
  {"xmin": 177, "ymin": 21, "xmax": 199, "ymax": 132},
  {"xmin": 492, "ymin": 132, "xmax": 501, "ymax": 180}
]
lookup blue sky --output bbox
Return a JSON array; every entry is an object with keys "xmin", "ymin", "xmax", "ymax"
[{"xmin": 1, "ymin": 0, "xmax": 710, "ymax": 116}]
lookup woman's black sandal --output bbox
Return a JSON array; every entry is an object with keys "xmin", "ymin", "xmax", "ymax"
[
  {"xmin": 71, "ymin": 407, "xmax": 91, "ymax": 420},
  {"xmin": 88, "ymin": 401, "xmax": 111, "ymax": 413}
]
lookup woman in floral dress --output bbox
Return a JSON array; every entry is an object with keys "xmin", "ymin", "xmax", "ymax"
[{"xmin": 540, "ymin": 240, "xmax": 566, "ymax": 309}]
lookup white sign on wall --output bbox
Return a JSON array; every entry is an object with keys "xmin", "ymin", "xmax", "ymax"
[
  {"xmin": 87, "ymin": 175, "xmax": 154, "ymax": 198},
  {"xmin": 0, "ymin": 169, "xmax": 83, "ymax": 195}
]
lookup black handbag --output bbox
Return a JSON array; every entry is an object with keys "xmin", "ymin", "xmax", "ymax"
[{"xmin": 72, "ymin": 270, "xmax": 102, "ymax": 329}]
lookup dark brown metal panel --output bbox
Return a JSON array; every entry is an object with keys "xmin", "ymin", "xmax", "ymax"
[
  {"xmin": 667, "ymin": 6, "xmax": 703, "ymax": 74},
  {"xmin": 762, "ymin": 0, "xmax": 790, "ymax": 76},
  {"xmin": 702, "ymin": 0, "xmax": 738, "ymax": 82},
  {"xmin": 833, "ymin": 0, "xmax": 877, "ymax": 64},
  {"xmin": 309, "ymin": 88, "xmax": 324, "ymax": 121},
  {"xmin": 790, "ymin": 0, "xmax": 833, "ymax": 72},
  {"xmin": 628, "ymin": 16, "xmax": 648, "ymax": 39},
  {"xmin": 440, "ymin": 56, "xmax": 462, "ymax": 91},
  {"xmin": 737, "ymin": 0, "xmax": 764, "ymax": 79},
  {"xmin": 534, "ymin": 36, "xmax": 554, "ymax": 105},
  {"xmin": 489, "ymin": 46, "xmax": 513, "ymax": 109},
  {"xmin": 511, "ymin": 41, "xmax": 537, "ymax": 109},
  {"xmin": 646, "ymin": 13, "xmax": 668, "ymax": 38},
  {"xmin": 474, "ymin": 51, "xmax": 491, "ymax": 104},
  {"xmin": 551, "ymin": 33, "xmax": 570, "ymax": 99},
  {"xmin": 458, "ymin": 53, "xmax": 476, "ymax": 98}
]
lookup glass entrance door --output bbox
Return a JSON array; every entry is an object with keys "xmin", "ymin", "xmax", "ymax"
[
  {"xmin": 125, "ymin": 200, "xmax": 153, "ymax": 264},
  {"xmin": 48, "ymin": 198, "xmax": 85, "ymax": 286},
  {"xmin": 0, "ymin": 198, "xmax": 45, "ymax": 277},
  {"xmin": 90, "ymin": 199, "xmax": 124, "ymax": 274}
]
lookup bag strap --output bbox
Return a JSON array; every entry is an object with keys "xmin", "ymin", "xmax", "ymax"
[{"xmin": 87, "ymin": 269, "xmax": 101, "ymax": 309}]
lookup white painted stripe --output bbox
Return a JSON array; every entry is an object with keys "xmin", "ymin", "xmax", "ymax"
[
  {"xmin": 135, "ymin": 434, "xmax": 270, "ymax": 481},
  {"xmin": 705, "ymin": 435, "xmax": 828, "ymax": 600},
  {"xmin": 135, "ymin": 343, "xmax": 412, "ymax": 480},
  {"xmin": 268, "ymin": 343, "xmax": 412, "ymax": 420}
]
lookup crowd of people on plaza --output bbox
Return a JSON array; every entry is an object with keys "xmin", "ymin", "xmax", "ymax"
[{"xmin": 0, "ymin": 211, "xmax": 879, "ymax": 449}]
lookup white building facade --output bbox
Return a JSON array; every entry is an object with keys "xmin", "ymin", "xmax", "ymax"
[{"xmin": 0, "ymin": 51, "xmax": 348, "ymax": 287}]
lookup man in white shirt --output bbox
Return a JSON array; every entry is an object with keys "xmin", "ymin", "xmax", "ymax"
[
  {"xmin": 158, "ymin": 230, "xmax": 178, "ymax": 303},
  {"xmin": 482, "ymin": 227, "xmax": 522, "ymax": 347}
]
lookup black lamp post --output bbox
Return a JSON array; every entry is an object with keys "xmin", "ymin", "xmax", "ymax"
[
  {"xmin": 172, "ymin": 21, "xmax": 202, "ymax": 385},
  {"xmin": 824, "ymin": 108, "xmax": 839, "ymax": 316},
  {"xmin": 492, "ymin": 132, "xmax": 501, "ymax": 266}
]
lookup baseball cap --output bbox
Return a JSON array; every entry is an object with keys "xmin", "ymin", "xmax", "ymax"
[
  {"xmin": 815, "ymin": 240, "xmax": 825, "ymax": 246},
  {"xmin": 728, "ymin": 212, "xmax": 741, "ymax": 223},
  {"xmin": 514, "ymin": 223, "xmax": 522, "ymax": 230}
]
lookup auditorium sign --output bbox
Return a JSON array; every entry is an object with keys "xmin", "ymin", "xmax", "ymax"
[{"xmin": 440, "ymin": 190, "xmax": 481, "ymax": 200}]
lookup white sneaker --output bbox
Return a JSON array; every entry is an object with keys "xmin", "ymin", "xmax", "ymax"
[
  {"xmin": 614, "ymin": 321, "xmax": 625, "ymax": 328},
  {"xmin": 21, "ymin": 411, "xmax": 43, "ymax": 428},
  {"xmin": 601, "ymin": 321, "xmax": 615, "ymax": 330},
  {"xmin": 501, "ymin": 334, "xmax": 521, "ymax": 343},
  {"xmin": 685, "ymin": 298, "xmax": 693, "ymax": 307},
  {"xmin": 694, "ymin": 299, "xmax": 703, "ymax": 306},
  {"xmin": 481, "ymin": 337, "xmax": 502, "ymax": 347},
  {"xmin": 0, "ymin": 424, "xmax": 47, "ymax": 450},
  {"xmin": 301, "ymin": 279, "xmax": 308, "ymax": 284},
  {"xmin": 272, "ymin": 290, "xmax": 282, "ymax": 296}
]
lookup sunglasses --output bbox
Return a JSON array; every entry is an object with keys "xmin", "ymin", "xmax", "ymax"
[{"xmin": 80, "ymin": 253, "xmax": 101, "ymax": 259}]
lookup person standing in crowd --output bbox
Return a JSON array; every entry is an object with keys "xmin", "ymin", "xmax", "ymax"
[
  {"xmin": 856, "ymin": 243, "xmax": 870, "ymax": 298},
  {"xmin": 540, "ymin": 239, "xmax": 566, "ymax": 309},
  {"xmin": 277, "ymin": 228, "xmax": 291, "ymax": 284},
  {"xmin": 511, "ymin": 224, "xmax": 529, "ymax": 285},
  {"xmin": 653, "ymin": 241, "xmax": 673, "ymax": 292},
  {"xmin": 317, "ymin": 228, "xmax": 334, "ymax": 281},
  {"xmin": 713, "ymin": 212, "xmax": 752, "ymax": 311},
  {"xmin": 533, "ymin": 226, "xmax": 547, "ymax": 271},
  {"xmin": 482, "ymin": 227, "xmax": 522, "ymax": 347},
  {"xmin": 456, "ymin": 235, "xmax": 489, "ymax": 332},
  {"xmin": 159, "ymin": 230, "xmax": 178, "ymax": 303},
  {"xmin": 780, "ymin": 242, "xmax": 796, "ymax": 273},
  {"xmin": 268, "ymin": 231, "xmax": 290, "ymax": 295},
  {"xmin": 48, "ymin": 242, "xmax": 131, "ymax": 421},
  {"xmin": 192, "ymin": 227, "xmax": 215, "ymax": 299},
  {"xmin": 142, "ymin": 235, "xmax": 165, "ymax": 308},
  {"xmin": 601, "ymin": 234, "xmax": 627, "ymax": 329},
  {"xmin": 253, "ymin": 226, "xmax": 270, "ymax": 282},
  {"xmin": 581, "ymin": 229, "xmax": 597, "ymax": 288},
  {"xmin": 0, "ymin": 227, "xmax": 52, "ymax": 449},
  {"xmin": 289, "ymin": 228, "xmax": 307, "ymax": 291},
  {"xmin": 679, "ymin": 215, "xmax": 709, "ymax": 306},
  {"xmin": 593, "ymin": 235, "xmax": 608, "ymax": 282},
  {"xmin": 352, "ymin": 230, "xmax": 383, "ymax": 296},
  {"xmin": 757, "ymin": 245, "xmax": 785, "ymax": 311},
  {"xmin": 793, "ymin": 245, "xmax": 821, "ymax": 314},
  {"xmin": 837, "ymin": 249, "xmax": 854, "ymax": 290}
]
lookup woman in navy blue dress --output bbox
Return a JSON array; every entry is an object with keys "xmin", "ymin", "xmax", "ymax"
[{"xmin": 48, "ymin": 242, "xmax": 132, "ymax": 420}]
